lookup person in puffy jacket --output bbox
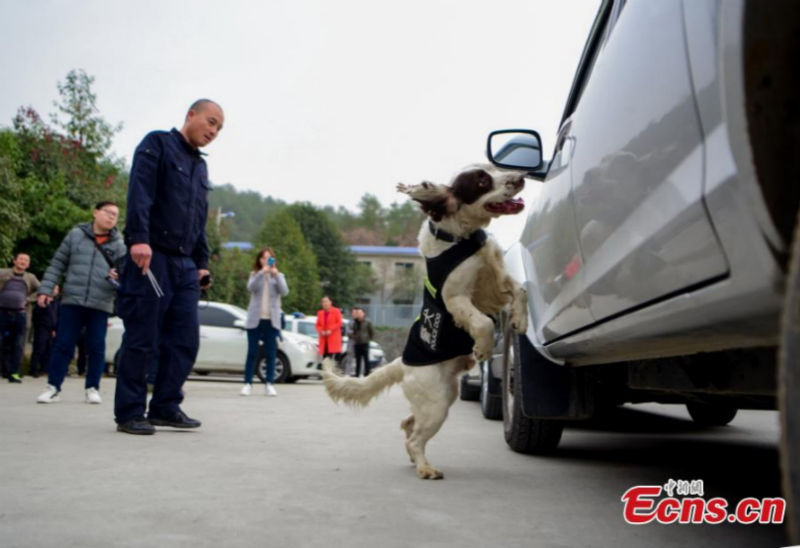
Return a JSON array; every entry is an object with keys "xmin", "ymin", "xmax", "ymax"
[{"xmin": 36, "ymin": 201, "xmax": 126, "ymax": 405}]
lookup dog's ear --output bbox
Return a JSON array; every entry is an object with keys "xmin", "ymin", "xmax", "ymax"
[{"xmin": 397, "ymin": 181, "xmax": 456, "ymax": 222}]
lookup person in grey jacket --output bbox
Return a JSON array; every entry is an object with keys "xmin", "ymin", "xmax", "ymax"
[
  {"xmin": 35, "ymin": 201, "xmax": 126, "ymax": 404},
  {"xmin": 241, "ymin": 246, "xmax": 289, "ymax": 397}
]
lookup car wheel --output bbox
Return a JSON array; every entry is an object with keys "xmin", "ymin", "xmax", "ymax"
[
  {"xmin": 780, "ymin": 209, "xmax": 800, "ymax": 543},
  {"xmin": 256, "ymin": 350, "xmax": 291, "ymax": 384},
  {"xmin": 459, "ymin": 374, "xmax": 481, "ymax": 401},
  {"xmin": 480, "ymin": 360, "xmax": 503, "ymax": 421},
  {"xmin": 685, "ymin": 402, "xmax": 738, "ymax": 426},
  {"xmin": 502, "ymin": 331, "xmax": 563, "ymax": 454}
]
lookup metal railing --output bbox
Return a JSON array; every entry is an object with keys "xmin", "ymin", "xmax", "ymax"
[{"xmin": 358, "ymin": 304, "xmax": 418, "ymax": 328}]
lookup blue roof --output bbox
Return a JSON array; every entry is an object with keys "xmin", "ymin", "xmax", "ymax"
[
  {"xmin": 222, "ymin": 242, "xmax": 255, "ymax": 251},
  {"xmin": 350, "ymin": 245, "xmax": 419, "ymax": 257}
]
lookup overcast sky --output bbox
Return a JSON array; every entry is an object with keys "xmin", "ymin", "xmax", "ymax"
[{"xmin": 0, "ymin": 0, "xmax": 599, "ymax": 246}]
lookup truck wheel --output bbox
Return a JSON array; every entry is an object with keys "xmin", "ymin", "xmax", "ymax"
[
  {"xmin": 502, "ymin": 332, "xmax": 563, "ymax": 454},
  {"xmin": 480, "ymin": 360, "xmax": 503, "ymax": 421},
  {"xmin": 685, "ymin": 402, "xmax": 738, "ymax": 426},
  {"xmin": 459, "ymin": 374, "xmax": 481, "ymax": 402},
  {"xmin": 779, "ymin": 208, "xmax": 800, "ymax": 544}
]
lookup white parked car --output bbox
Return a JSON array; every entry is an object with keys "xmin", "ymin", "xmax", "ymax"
[
  {"xmin": 105, "ymin": 302, "xmax": 320, "ymax": 383},
  {"xmin": 283, "ymin": 316, "xmax": 386, "ymax": 368}
]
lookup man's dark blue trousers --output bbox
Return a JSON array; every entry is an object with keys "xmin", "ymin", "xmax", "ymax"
[{"xmin": 114, "ymin": 249, "xmax": 200, "ymax": 424}]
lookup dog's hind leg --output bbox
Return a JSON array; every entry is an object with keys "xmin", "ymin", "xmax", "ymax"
[
  {"xmin": 401, "ymin": 364, "xmax": 461, "ymax": 479},
  {"xmin": 400, "ymin": 415, "xmax": 416, "ymax": 463},
  {"xmin": 400, "ymin": 414, "xmax": 415, "ymax": 439},
  {"xmin": 405, "ymin": 403, "xmax": 449, "ymax": 479}
]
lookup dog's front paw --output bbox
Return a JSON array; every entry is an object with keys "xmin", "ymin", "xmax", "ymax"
[
  {"xmin": 473, "ymin": 338, "xmax": 492, "ymax": 362},
  {"xmin": 511, "ymin": 311, "xmax": 528, "ymax": 334},
  {"xmin": 417, "ymin": 465, "xmax": 444, "ymax": 480}
]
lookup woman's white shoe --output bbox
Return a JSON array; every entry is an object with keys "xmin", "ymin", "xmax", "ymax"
[
  {"xmin": 265, "ymin": 383, "xmax": 277, "ymax": 397},
  {"xmin": 85, "ymin": 388, "xmax": 102, "ymax": 404},
  {"xmin": 240, "ymin": 384, "xmax": 252, "ymax": 396}
]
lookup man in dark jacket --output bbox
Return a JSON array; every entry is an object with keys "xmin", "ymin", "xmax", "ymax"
[
  {"xmin": 350, "ymin": 307, "xmax": 375, "ymax": 377},
  {"xmin": 36, "ymin": 201, "xmax": 126, "ymax": 404},
  {"xmin": 114, "ymin": 99, "xmax": 223, "ymax": 435},
  {"xmin": 29, "ymin": 285, "xmax": 61, "ymax": 378}
]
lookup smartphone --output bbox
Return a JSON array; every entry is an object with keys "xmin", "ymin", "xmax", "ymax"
[{"xmin": 267, "ymin": 257, "xmax": 276, "ymax": 267}]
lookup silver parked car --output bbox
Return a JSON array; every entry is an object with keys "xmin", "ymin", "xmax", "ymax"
[{"xmin": 484, "ymin": 0, "xmax": 800, "ymax": 539}]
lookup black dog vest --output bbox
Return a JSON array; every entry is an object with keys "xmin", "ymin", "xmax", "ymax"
[{"xmin": 402, "ymin": 227, "xmax": 487, "ymax": 366}]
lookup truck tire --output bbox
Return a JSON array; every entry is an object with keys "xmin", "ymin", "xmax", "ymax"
[
  {"xmin": 502, "ymin": 332, "xmax": 563, "ymax": 454},
  {"xmin": 480, "ymin": 360, "xmax": 503, "ymax": 421},
  {"xmin": 779, "ymin": 208, "xmax": 800, "ymax": 544},
  {"xmin": 685, "ymin": 402, "xmax": 738, "ymax": 426},
  {"xmin": 459, "ymin": 374, "xmax": 481, "ymax": 402}
]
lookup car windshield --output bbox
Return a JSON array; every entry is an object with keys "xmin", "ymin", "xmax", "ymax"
[
  {"xmin": 297, "ymin": 323, "xmax": 318, "ymax": 337},
  {"xmin": 227, "ymin": 305, "xmax": 248, "ymax": 318}
]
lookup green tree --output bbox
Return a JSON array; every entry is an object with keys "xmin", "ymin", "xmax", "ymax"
[
  {"xmin": 208, "ymin": 248, "xmax": 252, "ymax": 309},
  {"xmin": 356, "ymin": 194, "xmax": 385, "ymax": 234},
  {"xmin": 385, "ymin": 200, "xmax": 424, "ymax": 246},
  {"xmin": 9, "ymin": 76, "xmax": 127, "ymax": 276},
  {"xmin": 285, "ymin": 202, "xmax": 360, "ymax": 308},
  {"xmin": 0, "ymin": 131, "xmax": 28, "ymax": 263},
  {"xmin": 51, "ymin": 69, "xmax": 123, "ymax": 159},
  {"xmin": 258, "ymin": 209, "xmax": 321, "ymax": 314},
  {"xmin": 352, "ymin": 262, "xmax": 377, "ymax": 301}
]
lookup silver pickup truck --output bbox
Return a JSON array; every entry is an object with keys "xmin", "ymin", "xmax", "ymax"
[{"xmin": 484, "ymin": 0, "xmax": 800, "ymax": 540}]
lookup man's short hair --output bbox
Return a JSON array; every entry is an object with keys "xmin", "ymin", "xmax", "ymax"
[
  {"xmin": 13, "ymin": 252, "xmax": 28, "ymax": 260},
  {"xmin": 188, "ymin": 99, "xmax": 222, "ymax": 114},
  {"xmin": 95, "ymin": 200, "xmax": 118, "ymax": 211}
]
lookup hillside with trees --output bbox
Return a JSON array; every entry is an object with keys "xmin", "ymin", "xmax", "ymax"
[{"xmin": 0, "ymin": 69, "xmax": 426, "ymax": 315}]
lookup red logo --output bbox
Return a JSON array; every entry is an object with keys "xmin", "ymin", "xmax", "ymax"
[{"xmin": 621, "ymin": 481, "xmax": 785, "ymax": 525}]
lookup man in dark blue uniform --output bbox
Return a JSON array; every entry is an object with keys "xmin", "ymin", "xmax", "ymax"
[{"xmin": 114, "ymin": 99, "xmax": 224, "ymax": 435}]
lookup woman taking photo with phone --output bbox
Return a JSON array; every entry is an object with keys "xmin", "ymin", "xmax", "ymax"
[{"xmin": 241, "ymin": 247, "xmax": 289, "ymax": 396}]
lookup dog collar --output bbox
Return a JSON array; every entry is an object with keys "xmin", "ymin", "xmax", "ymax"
[{"xmin": 428, "ymin": 221, "xmax": 459, "ymax": 242}]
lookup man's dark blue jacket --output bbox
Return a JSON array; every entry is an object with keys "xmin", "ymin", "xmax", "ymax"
[{"xmin": 124, "ymin": 128, "xmax": 211, "ymax": 269}]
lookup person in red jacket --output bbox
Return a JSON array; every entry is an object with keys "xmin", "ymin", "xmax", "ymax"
[{"xmin": 316, "ymin": 296, "xmax": 343, "ymax": 364}]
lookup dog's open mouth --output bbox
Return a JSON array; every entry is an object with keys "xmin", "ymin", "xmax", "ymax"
[{"xmin": 485, "ymin": 197, "xmax": 524, "ymax": 215}]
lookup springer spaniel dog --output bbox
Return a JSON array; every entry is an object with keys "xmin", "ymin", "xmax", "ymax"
[{"xmin": 321, "ymin": 164, "xmax": 528, "ymax": 479}]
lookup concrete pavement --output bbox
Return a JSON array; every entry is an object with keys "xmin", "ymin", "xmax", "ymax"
[{"xmin": 0, "ymin": 377, "xmax": 789, "ymax": 548}]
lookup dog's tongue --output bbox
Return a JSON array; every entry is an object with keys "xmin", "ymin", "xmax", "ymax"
[{"xmin": 486, "ymin": 197, "xmax": 525, "ymax": 214}]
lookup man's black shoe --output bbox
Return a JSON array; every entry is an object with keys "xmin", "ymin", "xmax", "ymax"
[
  {"xmin": 117, "ymin": 417, "xmax": 156, "ymax": 435},
  {"xmin": 148, "ymin": 410, "xmax": 201, "ymax": 429}
]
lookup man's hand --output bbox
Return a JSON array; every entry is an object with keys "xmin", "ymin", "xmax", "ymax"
[
  {"xmin": 108, "ymin": 268, "xmax": 119, "ymax": 280},
  {"xmin": 199, "ymin": 269, "xmax": 212, "ymax": 289},
  {"xmin": 37, "ymin": 294, "xmax": 52, "ymax": 308},
  {"xmin": 131, "ymin": 244, "xmax": 153, "ymax": 274}
]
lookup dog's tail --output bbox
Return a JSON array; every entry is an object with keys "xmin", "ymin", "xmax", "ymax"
[{"xmin": 321, "ymin": 357, "xmax": 405, "ymax": 408}]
